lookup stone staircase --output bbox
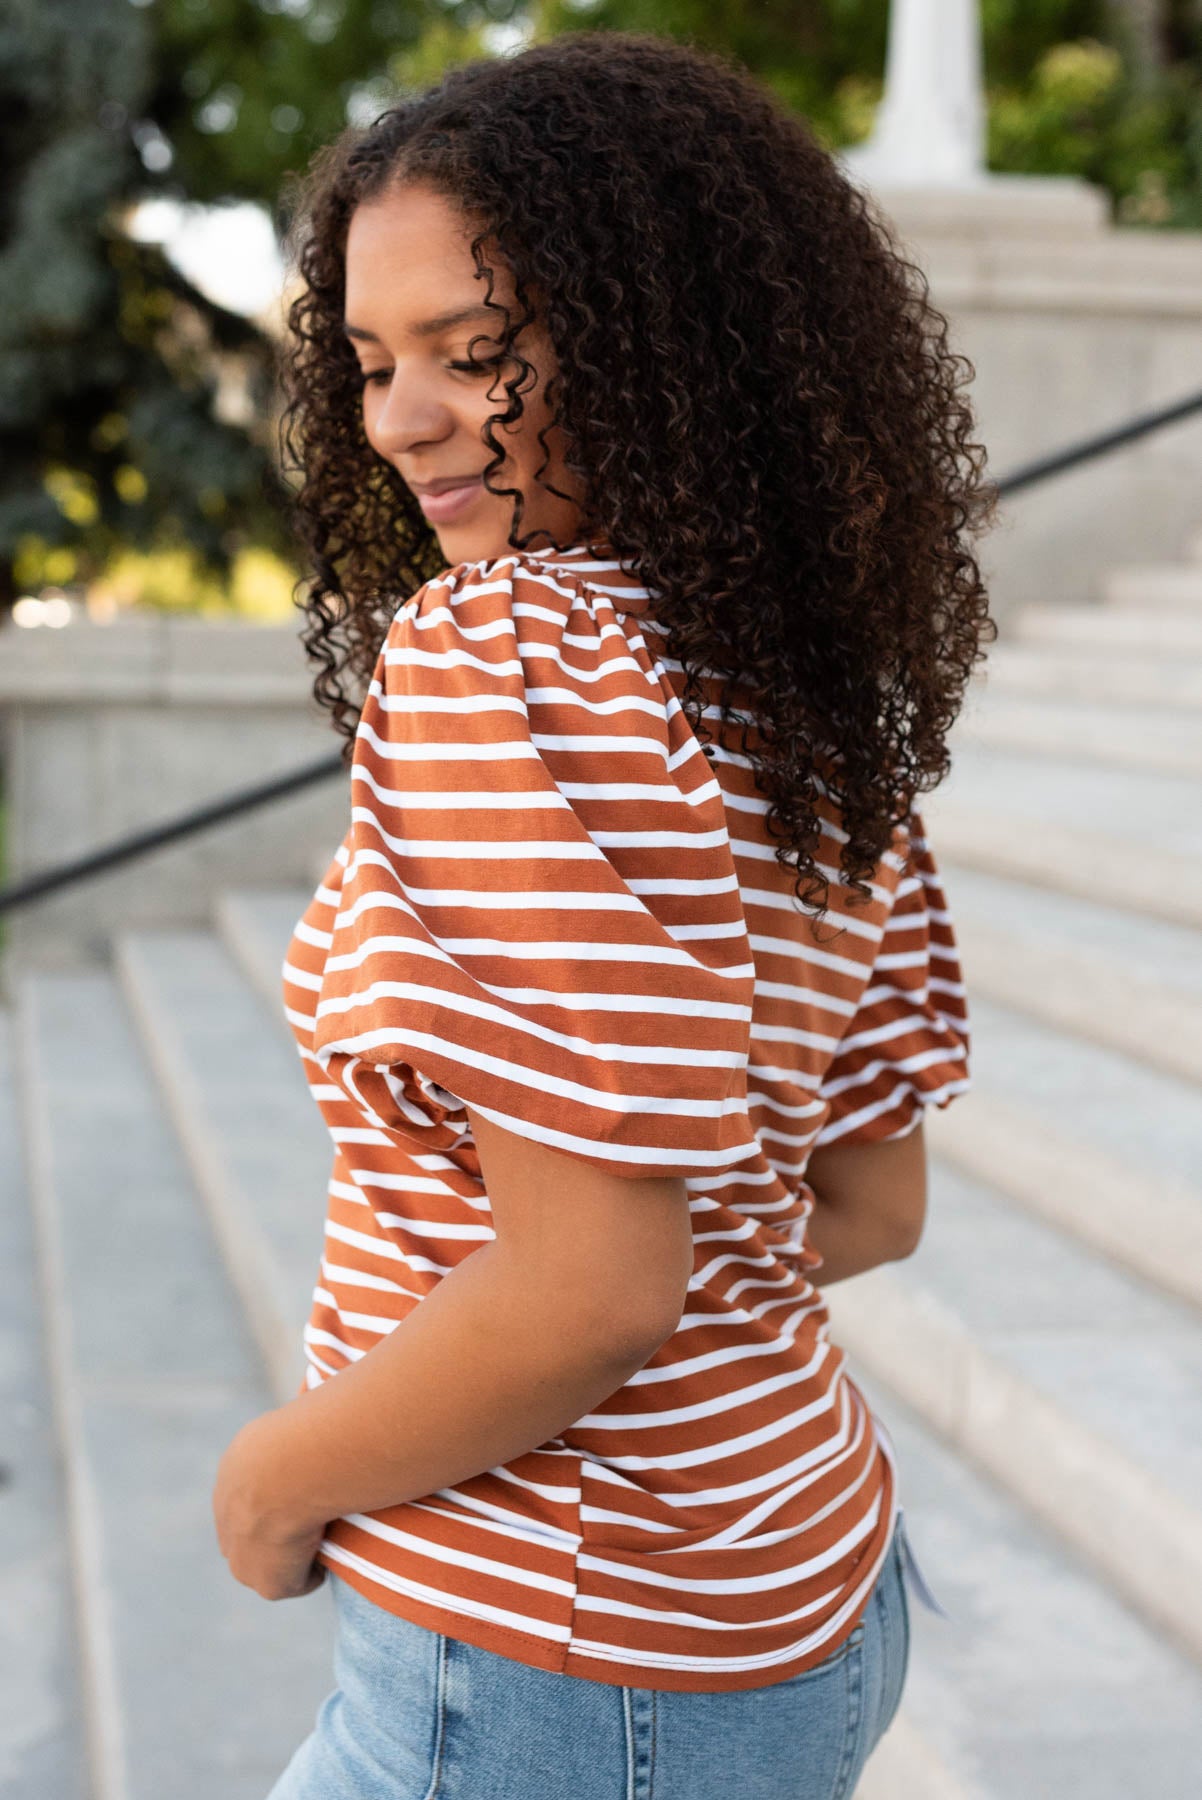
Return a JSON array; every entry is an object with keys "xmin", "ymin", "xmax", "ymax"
[{"xmin": 4, "ymin": 535, "xmax": 1202, "ymax": 1799}]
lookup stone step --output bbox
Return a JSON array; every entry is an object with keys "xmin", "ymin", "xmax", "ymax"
[
  {"xmin": 978, "ymin": 642, "xmax": 1202, "ymax": 708},
  {"xmin": 295, "ymin": 834, "xmax": 342, "ymax": 895},
  {"xmin": 928, "ymin": 1081, "xmax": 1202, "ymax": 1318},
  {"xmin": 956, "ymin": 983, "xmax": 1202, "ymax": 1179},
  {"xmin": 215, "ymin": 886, "xmax": 320, "ymax": 1024},
  {"xmin": 945, "ymin": 862, "xmax": 1202, "ymax": 1002},
  {"xmin": 922, "ymin": 795, "xmax": 1202, "ymax": 930},
  {"xmin": 112, "ymin": 929, "xmax": 332, "ymax": 1406},
  {"xmin": 944, "ymin": 864, "xmax": 1202, "ymax": 1088},
  {"xmin": 953, "ymin": 695, "xmax": 1202, "ymax": 778},
  {"xmin": 1011, "ymin": 603, "xmax": 1202, "ymax": 656},
  {"xmin": 11, "ymin": 969, "xmax": 334, "ymax": 1800},
  {"xmin": 826, "ymin": 1151, "xmax": 1202, "ymax": 1671},
  {"xmin": 1103, "ymin": 564, "xmax": 1202, "ymax": 612},
  {"xmin": 848, "ymin": 1369, "xmax": 1202, "ymax": 1799},
  {"xmin": 931, "ymin": 740, "xmax": 1202, "ymax": 862},
  {"xmin": 937, "ymin": 985, "xmax": 1202, "ymax": 1288},
  {"xmin": 0, "ymin": 1005, "xmax": 89, "ymax": 1799}
]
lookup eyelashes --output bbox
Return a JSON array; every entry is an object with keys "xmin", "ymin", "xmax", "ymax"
[{"xmin": 357, "ymin": 356, "xmax": 506, "ymax": 387}]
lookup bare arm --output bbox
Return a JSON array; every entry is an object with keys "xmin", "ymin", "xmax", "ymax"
[
  {"xmin": 803, "ymin": 1121, "xmax": 929, "ymax": 1285},
  {"xmin": 230, "ymin": 1102, "xmax": 695, "ymax": 1537},
  {"xmin": 216, "ymin": 1104, "xmax": 923, "ymax": 1573}
]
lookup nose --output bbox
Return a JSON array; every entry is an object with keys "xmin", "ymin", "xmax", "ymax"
[{"xmin": 368, "ymin": 367, "xmax": 456, "ymax": 464}]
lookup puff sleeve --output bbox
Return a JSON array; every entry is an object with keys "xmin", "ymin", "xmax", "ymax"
[
  {"xmin": 812, "ymin": 809, "xmax": 972, "ymax": 1147},
  {"xmin": 311, "ymin": 552, "xmax": 757, "ymax": 1179}
]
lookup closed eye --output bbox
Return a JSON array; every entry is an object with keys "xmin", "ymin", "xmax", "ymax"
[{"xmin": 357, "ymin": 358, "xmax": 504, "ymax": 387}]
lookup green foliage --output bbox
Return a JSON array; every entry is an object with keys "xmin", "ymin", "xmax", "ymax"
[
  {"xmin": 988, "ymin": 29, "xmax": 1202, "ymax": 226},
  {"xmin": 149, "ymin": 0, "xmax": 526, "ymax": 222},
  {"xmin": 87, "ymin": 541, "xmax": 301, "ymax": 621},
  {"xmin": 0, "ymin": 0, "xmax": 530, "ymax": 609},
  {"xmin": 0, "ymin": 0, "xmax": 293, "ymax": 604},
  {"xmin": 526, "ymin": 0, "xmax": 888, "ymax": 149},
  {"xmin": 978, "ymin": 0, "xmax": 1109, "ymax": 83}
]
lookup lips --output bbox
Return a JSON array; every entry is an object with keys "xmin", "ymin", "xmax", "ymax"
[
  {"xmin": 411, "ymin": 474, "xmax": 486, "ymax": 495},
  {"xmin": 413, "ymin": 476, "xmax": 484, "ymax": 523}
]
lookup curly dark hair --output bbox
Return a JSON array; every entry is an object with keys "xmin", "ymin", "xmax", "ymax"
[{"xmin": 278, "ymin": 29, "xmax": 998, "ymax": 924}]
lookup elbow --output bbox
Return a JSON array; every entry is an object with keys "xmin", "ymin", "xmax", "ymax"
[
  {"xmin": 591, "ymin": 1270, "xmax": 691, "ymax": 1368},
  {"xmin": 885, "ymin": 1189, "xmax": 928, "ymax": 1261},
  {"xmin": 602, "ymin": 1289, "xmax": 689, "ymax": 1367},
  {"xmin": 888, "ymin": 1217, "xmax": 926, "ymax": 1262}
]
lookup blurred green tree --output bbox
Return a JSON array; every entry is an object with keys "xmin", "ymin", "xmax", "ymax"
[
  {"xmin": 145, "ymin": 0, "xmax": 520, "ymax": 219},
  {"xmin": 984, "ymin": 2, "xmax": 1202, "ymax": 223},
  {"xmin": 0, "ymin": 0, "xmax": 291, "ymax": 609},
  {"xmin": 0, "ymin": 0, "xmax": 515, "ymax": 614}
]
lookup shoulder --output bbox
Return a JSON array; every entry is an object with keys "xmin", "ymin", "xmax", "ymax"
[
  {"xmin": 380, "ymin": 549, "xmax": 663, "ymax": 706},
  {"xmin": 394, "ymin": 550, "xmax": 593, "ymax": 633},
  {"xmin": 391, "ymin": 545, "xmax": 653, "ymax": 640},
  {"xmin": 362, "ymin": 549, "xmax": 719, "ymax": 807}
]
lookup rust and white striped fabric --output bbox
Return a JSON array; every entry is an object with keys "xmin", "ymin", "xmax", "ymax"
[{"xmin": 281, "ymin": 541, "xmax": 972, "ymax": 1692}]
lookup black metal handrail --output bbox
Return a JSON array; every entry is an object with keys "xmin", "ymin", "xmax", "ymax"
[
  {"xmin": 994, "ymin": 388, "xmax": 1202, "ymax": 495},
  {"xmin": 0, "ymin": 753, "xmax": 349, "ymax": 915},
  {"xmin": 3, "ymin": 384, "xmax": 1202, "ymax": 919}
]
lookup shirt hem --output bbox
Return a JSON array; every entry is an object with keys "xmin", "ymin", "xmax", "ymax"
[{"xmin": 316, "ymin": 1429, "xmax": 900, "ymax": 1695}]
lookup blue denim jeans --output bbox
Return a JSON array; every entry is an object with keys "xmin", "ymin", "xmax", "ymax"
[{"xmin": 266, "ymin": 1515, "xmax": 922, "ymax": 1800}]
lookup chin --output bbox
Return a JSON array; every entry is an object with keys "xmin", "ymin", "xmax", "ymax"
[{"xmin": 433, "ymin": 518, "xmax": 514, "ymax": 563}]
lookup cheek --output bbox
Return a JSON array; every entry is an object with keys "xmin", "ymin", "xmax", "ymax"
[
  {"xmin": 359, "ymin": 387, "xmax": 387, "ymax": 450},
  {"xmin": 467, "ymin": 386, "xmax": 504, "ymax": 435},
  {"xmin": 497, "ymin": 381, "xmax": 555, "ymax": 458}
]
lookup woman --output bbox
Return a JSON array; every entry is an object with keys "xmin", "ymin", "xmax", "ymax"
[{"xmin": 213, "ymin": 29, "xmax": 996, "ymax": 1799}]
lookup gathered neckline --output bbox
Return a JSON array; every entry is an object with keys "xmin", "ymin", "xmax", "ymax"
[{"xmin": 520, "ymin": 540, "xmax": 653, "ymax": 616}]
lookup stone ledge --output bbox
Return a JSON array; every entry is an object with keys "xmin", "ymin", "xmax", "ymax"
[
  {"xmin": 0, "ymin": 616, "xmax": 353, "ymax": 708},
  {"xmin": 855, "ymin": 180, "xmax": 1202, "ymax": 318},
  {"xmin": 857, "ymin": 172, "xmax": 1111, "ymax": 241}
]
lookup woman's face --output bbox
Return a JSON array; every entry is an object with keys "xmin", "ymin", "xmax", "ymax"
[{"xmin": 343, "ymin": 181, "xmax": 586, "ymax": 563}]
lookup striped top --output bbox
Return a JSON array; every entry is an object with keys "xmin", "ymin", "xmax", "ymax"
[{"xmin": 281, "ymin": 540, "xmax": 972, "ymax": 1692}]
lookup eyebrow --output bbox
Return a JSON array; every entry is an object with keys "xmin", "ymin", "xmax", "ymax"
[{"xmin": 343, "ymin": 305, "xmax": 502, "ymax": 344}]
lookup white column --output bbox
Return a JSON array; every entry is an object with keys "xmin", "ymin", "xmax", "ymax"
[{"xmin": 840, "ymin": 0, "xmax": 987, "ymax": 187}]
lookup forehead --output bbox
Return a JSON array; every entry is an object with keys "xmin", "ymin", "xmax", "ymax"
[{"xmin": 344, "ymin": 183, "xmax": 513, "ymax": 321}]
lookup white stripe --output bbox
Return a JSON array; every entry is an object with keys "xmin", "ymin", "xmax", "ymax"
[
  {"xmin": 317, "ymin": 1007, "xmax": 747, "ymax": 1085},
  {"xmin": 454, "ymin": 1095, "xmax": 761, "ymax": 1171},
  {"xmin": 328, "ymin": 936, "xmax": 742, "ymax": 1020},
  {"xmin": 318, "ymin": 1544, "xmax": 572, "ymax": 1644},
  {"xmin": 334, "ymin": 1511, "xmax": 576, "ymax": 1597},
  {"xmin": 334, "ymin": 936, "xmax": 748, "ymax": 982}
]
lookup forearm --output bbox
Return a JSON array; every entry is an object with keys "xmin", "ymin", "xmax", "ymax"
[{"xmin": 252, "ymin": 1241, "xmax": 654, "ymax": 1534}]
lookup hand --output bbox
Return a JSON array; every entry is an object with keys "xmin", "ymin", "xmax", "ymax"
[{"xmin": 212, "ymin": 1411, "xmax": 329, "ymax": 1601}]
